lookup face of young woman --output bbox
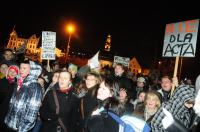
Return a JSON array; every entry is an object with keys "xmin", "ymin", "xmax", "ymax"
[
  {"xmin": 85, "ymin": 75, "xmax": 97, "ymax": 89},
  {"xmin": 97, "ymin": 81, "xmax": 112, "ymax": 101},
  {"xmin": 119, "ymin": 89, "xmax": 127, "ymax": 101},
  {"xmin": 8, "ymin": 69, "xmax": 18, "ymax": 78},
  {"xmin": 138, "ymin": 92, "xmax": 145, "ymax": 102},
  {"xmin": 58, "ymin": 72, "xmax": 71, "ymax": 89},
  {"xmin": 38, "ymin": 78, "xmax": 45, "ymax": 88},
  {"xmin": 0, "ymin": 64, "xmax": 8, "ymax": 75},
  {"xmin": 146, "ymin": 97, "xmax": 157, "ymax": 110},
  {"xmin": 52, "ymin": 72, "xmax": 60, "ymax": 84}
]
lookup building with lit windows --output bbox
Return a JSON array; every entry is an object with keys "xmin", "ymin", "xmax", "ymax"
[
  {"xmin": 7, "ymin": 29, "xmax": 39, "ymax": 54},
  {"xmin": 6, "ymin": 29, "xmax": 64, "ymax": 58},
  {"xmin": 129, "ymin": 57, "xmax": 142, "ymax": 75}
]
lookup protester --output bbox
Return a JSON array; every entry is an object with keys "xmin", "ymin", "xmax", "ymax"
[
  {"xmin": 40, "ymin": 70, "xmax": 79, "ymax": 132},
  {"xmin": 161, "ymin": 75, "xmax": 200, "ymax": 132},
  {"xmin": 0, "ymin": 63, "xmax": 9, "ymax": 79},
  {"xmin": 118, "ymin": 88, "xmax": 134, "ymax": 114},
  {"xmin": 77, "ymin": 72, "xmax": 101, "ymax": 132},
  {"xmin": 130, "ymin": 90, "xmax": 146, "ymax": 109},
  {"xmin": 43, "ymin": 70, "xmax": 60, "ymax": 98},
  {"xmin": 0, "ymin": 65, "xmax": 19, "ymax": 131},
  {"xmin": 111, "ymin": 63, "xmax": 134, "ymax": 99},
  {"xmin": 135, "ymin": 76, "xmax": 149, "ymax": 99},
  {"xmin": 68, "ymin": 63, "xmax": 80, "ymax": 87},
  {"xmin": 144, "ymin": 91, "xmax": 161, "ymax": 125},
  {"xmin": 86, "ymin": 77, "xmax": 120, "ymax": 132},
  {"xmin": 1, "ymin": 49, "xmax": 15, "ymax": 65},
  {"xmin": 151, "ymin": 84, "xmax": 195, "ymax": 131},
  {"xmin": 4, "ymin": 60, "xmax": 43, "ymax": 132},
  {"xmin": 157, "ymin": 76, "xmax": 173, "ymax": 102}
]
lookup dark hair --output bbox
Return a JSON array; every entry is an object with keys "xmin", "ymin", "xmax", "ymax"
[
  {"xmin": 138, "ymin": 90, "xmax": 146, "ymax": 96},
  {"xmin": 101, "ymin": 97, "xmax": 125, "ymax": 116},
  {"xmin": 3, "ymin": 48, "xmax": 13, "ymax": 54},
  {"xmin": 84, "ymin": 72, "xmax": 101, "ymax": 84},
  {"xmin": 115, "ymin": 63, "xmax": 125, "ymax": 70},
  {"xmin": 101, "ymin": 77, "xmax": 120, "ymax": 98},
  {"xmin": 161, "ymin": 75, "xmax": 172, "ymax": 82},
  {"xmin": 20, "ymin": 60, "xmax": 30, "ymax": 65},
  {"xmin": 38, "ymin": 76, "xmax": 47, "ymax": 84}
]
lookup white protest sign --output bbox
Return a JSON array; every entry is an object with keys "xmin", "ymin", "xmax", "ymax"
[
  {"xmin": 162, "ymin": 19, "xmax": 199, "ymax": 57},
  {"xmin": 113, "ymin": 56, "xmax": 130, "ymax": 67},
  {"xmin": 88, "ymin": 51, "xmax": 100, "ymax": 69},
  {"xmin": 41, "ymin": 31, "xmax": 56, "ymax": 60}
]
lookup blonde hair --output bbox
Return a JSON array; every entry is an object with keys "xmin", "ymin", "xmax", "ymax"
[{"xmin": 144, "ymin": 91, "xmax": 161, "ymax": 108}]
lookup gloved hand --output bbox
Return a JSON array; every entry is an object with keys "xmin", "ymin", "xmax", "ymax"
[{"xmin": 162, "ymin": 108, "xmax": 174, "ymax": 129}]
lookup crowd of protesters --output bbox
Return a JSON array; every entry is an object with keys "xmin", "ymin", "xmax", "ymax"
[{"xmin": 0, "ymin": 48, "xmax": 200, "ymax": 132}]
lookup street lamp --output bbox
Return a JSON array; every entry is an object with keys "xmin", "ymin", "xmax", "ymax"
[{"xmin": 65, "ymin": 24, "xmax": 75, "ymax": 63}]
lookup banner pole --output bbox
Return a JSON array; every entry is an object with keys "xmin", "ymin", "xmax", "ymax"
[
  {"xmin": 170, "ymin": 56, "xmax": 179, "ymax": 98},
  {"xmin": 47, "ymin": 59, "xmax": 51, "ymax": 72}
]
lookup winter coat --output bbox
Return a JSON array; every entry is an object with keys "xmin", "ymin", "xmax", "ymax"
[
  {"xmin": 151, "ymin": 85, "xmax": 195, "ymax": 132},
  {"xmin": 86, "ymin": 110, "xmax": 119, "ymax": 132},
  {"xmin": 110, "ymin": 73, "xmax": 134, "ymax": 99},
  {"xmin": 0, "ymin": 77, "xmax": 16, "ymax": 130},
  {"xmin": 4, "ymin": 61, "xmax": 43, "ymax": 132},
  {"xmin": 40, "ymin": 88, "xmax": 80, "ymax": 132},
  {"xmin": 157, "ymin": 89, "xmax": 170, "ymax": 102},
  {"xmin": 79, "ymin": 85, "xmax": 99, "ymax": 130}
]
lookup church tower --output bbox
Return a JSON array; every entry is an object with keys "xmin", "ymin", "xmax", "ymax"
[
  {"xmin": 104, "ymin": 34, "xmax": 111, "ymax": 51},
  {"xmin": 7, "ymin": 27, "xmax": 18, "ymax": 49}
]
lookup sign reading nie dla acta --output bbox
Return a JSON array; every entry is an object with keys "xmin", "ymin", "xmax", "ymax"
[{"xmin": 162, "ymin": 19, "xmax": 199, "ymax": 57}]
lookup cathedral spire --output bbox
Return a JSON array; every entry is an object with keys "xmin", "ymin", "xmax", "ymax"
[{"xmin": 104, "ymin": 34, "xmax": 111, "ymax": 51}]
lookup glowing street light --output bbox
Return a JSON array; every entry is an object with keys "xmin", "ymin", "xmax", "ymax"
[{"xmin": 65, "ymin": 24, "xmax": 75, "ymax": 63}]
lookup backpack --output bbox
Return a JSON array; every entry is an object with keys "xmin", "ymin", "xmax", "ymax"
[{"xmin": 108, "ymin": 112, "xmax": 151, "ymax": 132}]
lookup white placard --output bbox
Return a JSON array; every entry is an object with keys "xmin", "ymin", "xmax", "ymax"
[
  {"xmin": 163, "ymin": 19, "xmax": 199, "ymax": 57},
  {"xmin": 42, "ymin": 31, "xmax": 56, "ymax": 60},
  {"xmin": 113, "ymin": 56, "xmax": 130, "ymax": 67}
]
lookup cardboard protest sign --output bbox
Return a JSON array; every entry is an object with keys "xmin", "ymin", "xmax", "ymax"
[
  {"xmin": 113, "ymin": 56, "xmax": 130, "ymax": 67},
  {"xmin": 162, "ymin": 19, "xmax": 199, "ymax": 57},
  {"xmin": 41, "ymin": 31, "xmax": 56, "ymax": 60}
]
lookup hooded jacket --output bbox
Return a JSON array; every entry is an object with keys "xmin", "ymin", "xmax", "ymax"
[{"xmin": 4, "ymin": 61, "xmax": 42, "ymax": 132}]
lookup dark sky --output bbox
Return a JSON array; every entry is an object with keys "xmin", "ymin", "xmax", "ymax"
[{"xmin": 1, "ymin": 1, "xmax": 200, "ymax": 79}]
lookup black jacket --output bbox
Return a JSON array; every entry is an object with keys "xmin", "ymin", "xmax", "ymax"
[
  {"xmin": 0, "ymin": 77, "xmax": 16, "ymax": 130},
  {"xmin": 40, "ymin": 88, "xmax": 80, "ymax": 132},
  {"xmin": 82, "ymin": 87, "xmax": 98, "ymax": 119},
  {"xmin": 86, "ymin": 111, "xmax": 119, "ymax": 132},
  {"xmin": 110, "ymin": 73, "xmax": 134, "ymax": 99}
]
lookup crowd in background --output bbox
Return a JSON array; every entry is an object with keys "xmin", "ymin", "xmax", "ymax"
[{"xmin": 0, "ymin": 48, "xmax": 199, "ymax": 132}]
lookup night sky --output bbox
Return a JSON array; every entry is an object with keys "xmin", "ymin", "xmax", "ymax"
[{"xmin": 1, "ymin": 1, "xmax": 200, "ymax": 80}]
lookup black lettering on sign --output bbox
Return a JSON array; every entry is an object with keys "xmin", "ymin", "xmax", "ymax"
[
  {"xmin": 164, "ymin": 43, "xmax": 194, "ymax": 56},
  {"xmin": 182, "ymin": 43, "xmax": 194, "ymax": 56},
  {"xmin": 165, "ymin": 33, "xmax": 195, "ymax": 56},
  {"xmin": 169, "ymin": 35, "xmax": 176, "ymax": 43},
  {"xmin": 42, "ymin": 53, "xmax": 55, "ymax": 59},
  {"xmin": 169, "ymin": 33, "xmax": 193, "ymax": 43}
]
